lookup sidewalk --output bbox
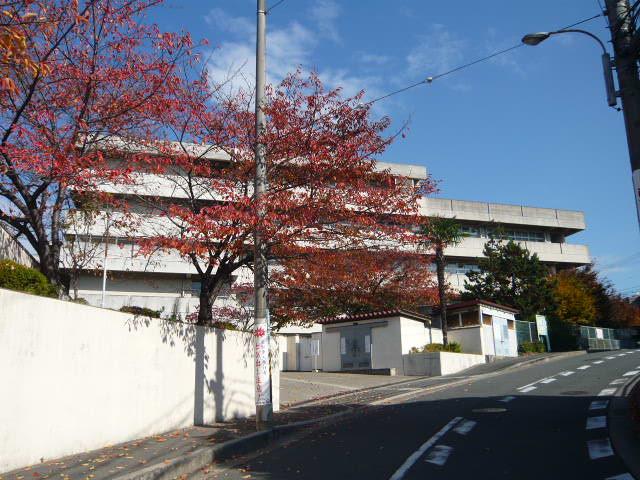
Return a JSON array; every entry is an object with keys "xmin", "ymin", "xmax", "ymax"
[
  {"xmin": 0, "ymin": 351, "xmax": 580, "ymax": 480},
  {"xmin": 609, "ymin": 373, "xmax": 640, "ymax": 480}
]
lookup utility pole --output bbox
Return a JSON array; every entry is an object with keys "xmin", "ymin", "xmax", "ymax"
[
  {"xmin": 605, "ymin": 0, "xmax": 640, "ymax": 228},
  {"xmin": 253, "ymin": 0, "xmax": 272, "ymax": 430}
]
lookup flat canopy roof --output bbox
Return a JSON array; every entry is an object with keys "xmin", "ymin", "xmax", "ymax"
[
  {"xmin": 446, "ymin": 299, "xmax": 520, "ymax": 314},
  {"xmin": 319, "ymin": 309, "xmax": 430, "ymax": 325}
]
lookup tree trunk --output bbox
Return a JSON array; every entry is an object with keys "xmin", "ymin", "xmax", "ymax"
[
  {"xmin": 436, "ymin": 246, "xmax": 448, "ymax": 346},
  {"xmin": 196, "ymin": 273, "xmax": 228, "ymax": 326}
]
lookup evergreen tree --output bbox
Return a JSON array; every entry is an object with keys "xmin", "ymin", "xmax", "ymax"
[{"xmin": 463, "ymin": 237, "xmax": 554, "ymax": 321}]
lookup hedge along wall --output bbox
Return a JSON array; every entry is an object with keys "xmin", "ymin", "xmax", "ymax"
[{"xmin": 0, "ymin": 288, "xmax": 280, "ymax": 473}]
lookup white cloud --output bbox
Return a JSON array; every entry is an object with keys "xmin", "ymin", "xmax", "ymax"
[
  {"xmin": 309, "ymin": 0, "xmax": 342, "ymax": 44},
  {"xmin": 360, "ymin": 53, "xmax": 390, "ymax": 66},
  {"xmin": 406, "ymin": 24, "xmax": 466, "ymax": 76},
  {"xmin": 485, "ymin": 28, "xmax": 525, "ymax": 76},
  {"xmin": 204, "ymin": 6, "xmax": 384, "ymax": 104}
]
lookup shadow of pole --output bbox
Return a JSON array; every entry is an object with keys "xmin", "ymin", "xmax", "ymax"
[{"xmin": 194, "ymin": 326, "xmax": 205, "ymax": 426}]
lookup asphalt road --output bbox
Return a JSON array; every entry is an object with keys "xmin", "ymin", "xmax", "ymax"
[{"xmin": 208, "ymin": 350, "xmax": 640, "ymax": 480}]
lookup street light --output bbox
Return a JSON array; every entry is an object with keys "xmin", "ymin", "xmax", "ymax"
[{"xmin": 521, "ymin": 29, "xmax": 618, "ymax": 107}]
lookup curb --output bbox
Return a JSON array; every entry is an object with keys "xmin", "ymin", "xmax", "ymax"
[
  {"xmin": 111, "ymin": 408, "xmax": 355, "ymax": 480},
  {"xmin": 609, "ymin": 372, "xmax": 640, "ymax": 480}
]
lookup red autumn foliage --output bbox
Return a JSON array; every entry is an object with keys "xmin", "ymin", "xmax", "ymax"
[
  {"xmin": 270, "ymin": 248, "xmax": 438, "ymax": 328},
  {"xmin": 0, "ymin": 0, "xmax": 197, "ymax": 291},
  {"xmin": 126, "ymin": 72, "xmax": 436, "ymax": 324}
]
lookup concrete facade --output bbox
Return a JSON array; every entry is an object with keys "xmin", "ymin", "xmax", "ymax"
[
  {"xmin": 63, "ymin": 155, "xmax": 591, "ymax": 314},
  {"xmin": 0, "ymin": 288, "xmax": 279, "ymax": 473}
]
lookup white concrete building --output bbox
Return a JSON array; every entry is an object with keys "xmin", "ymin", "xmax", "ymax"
[
  {"xmin": 317, "ymin": 310, "xmax": 443, "ymax": 374},
  {"xmin": 445, "ymin": 299, "xmax": 519, "ymax": 357},
  {"xmin": 63, "ymin": 159, "xmax": 590, "ymax": 317}
]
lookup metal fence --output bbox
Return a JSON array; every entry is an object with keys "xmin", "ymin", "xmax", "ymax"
[
  {"xmin": 576, "ymin": 325, "xmax": 640, "ymax": 350},
  {"xmin": 515, "ymin": 320, "xmax": 539, "ymax": 345}
]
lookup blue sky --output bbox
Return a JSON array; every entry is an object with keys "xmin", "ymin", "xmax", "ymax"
[{"xmin": 150, "ymin": 0, "xmax": 639, "ymax": 295}]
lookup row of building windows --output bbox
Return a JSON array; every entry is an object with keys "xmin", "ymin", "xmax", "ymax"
[{"xmin": 460, "ymin": 225, "xmax": 547, "ymax": 243}]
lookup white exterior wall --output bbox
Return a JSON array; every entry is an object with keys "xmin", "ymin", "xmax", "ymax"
[
  {"xmin": 370, "ymin": 318, "xmax": 403, "ymax": 372},
  {"xmin": 481, "ymin": 324, "xmax": 496, "ymax": 356},
  {"xmin": 321, "ymin": 330, "xmax": 341, "ymax": 371},
  {"xmin": 449, "ymin": 326, "xmax": 484, "ymax": 355},
  {"xmin": 399, "ymin": 317, "xmax": 432, "ymax": 353},
  {"xmin": 0, "ymin": 288, "xmax": 279, "ymax": 473},
  {"xmin": 403, "ymin": 351, "xmax": 485, "ymax": 376}
]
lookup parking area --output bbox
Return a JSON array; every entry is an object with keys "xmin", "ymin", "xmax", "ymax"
[{"xmin": 280, "ymin": 371, "xmax": 418, "ymax": 407}]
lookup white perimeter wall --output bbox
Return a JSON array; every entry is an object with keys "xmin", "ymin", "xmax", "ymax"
[
  {"xmin": 449, "ymin": 326, "xmax": 484, "ymax": 355},
  {"xmin": 403, "ymin": 351, "xmax": 485, "ymax": 376},
  {"xmin": 0, "ymin": 288, "xmax": 279, "ymax": 473}
]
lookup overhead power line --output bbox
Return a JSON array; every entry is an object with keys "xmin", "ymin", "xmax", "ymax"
[{"xmin": 367, "ymin": 12, "xmax": 604, "ymax": 106}]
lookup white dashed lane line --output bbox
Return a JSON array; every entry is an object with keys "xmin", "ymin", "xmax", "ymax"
[
  {"xmin": 587, "ymin": 438, "xmax": 614, "ymax": 459},
  {"xmin": 598, "ymin": 388, "xmax": 618, "ymax": 397},
  {"xmin": 453, "ymin": 419, "xmax": 476, "ymax": 436},
  {"xmin": 578, "ymin": 365, "xmax": 591, "ymax": 370},
  {"xmin": 424, "ymin": 445, "xmax": 453, "ymax": 466},
  {"xmin": 559, "ymin": 371, "xmax": 575, "ymax": 376},
  {"xmin": 610, "ymin": 379, "xmax": 626, "ymax": 385},
  {"xmin": 593, "ymin": 361, "xmax": 604, "ymax": 364},
  {"xmin": 623, "ymin": 370, "xmax": 639, "ymax": 376},
  {"xmin": 586, "ymin": 416, "xmax": 607, "ymax": 430},
  {"xmin": 518, "ymin": 386, "xmax": 536, "ymax": 393},
  {"xmin": 540, "ymin": 378, "xmax": 556, "ymax": 384},
  {"xmin": 589, "ymin": 400, "xmax": 609, "ymax": 411},
  {"xmin": 606, "ymin": 356, "xmax": 616, "ymax": 360}
]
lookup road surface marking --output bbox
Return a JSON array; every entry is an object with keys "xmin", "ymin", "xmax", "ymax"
[
  {"xmin": 610, "ymin": 379, "xmax": 626, "ymax": 385},
  {"xmin": 593, "ymin": 361, "xmax": 604, "ymax": 364},
  {"xmin": 623, "ymin": 370, "xmax": 639, "ymax": 376},
  {"xmin": 499, "ymin": 396, "xmax": 516, "ymax": 403},
  {"xmin": 586, "ymin": 416, "xmax": 607, "ymax": 430},
  {"xmin": 453, "ymin": 419, "xmax": 476, "ymax": 436},
  {"xmin": 388, "ymin": 417, "xmax": 462, "ymax": 480},
  {"xmin": 519, "ymin": 386, "xmax": 536, "ymax": 393},
  {"xmin": 617, "ymin": 354, "xmax": 627, "ymax": 357},
  {"xmin": 606, "ymin": 474, "xmax": 634, "ymax": 480},
  {"xmin": 540, "ymin": 378, "xmax": 556, "ymax": 384},
  {"xmin": 587, "ymin": 438, "xmax": 614, "ymax": 459},
  {"xmin": 559, "ymin": 371, "xmax": 575, "ymax": 376},
  {"xmin": 424, "ymin": 445, "xmax": 453, "ymax": 466},
  {"xmin": 280, "ymin": 377, "xmax": 358, "ymax": 390},
  {"xmin": 599, "ymin": 388, "xmax": 617, "ymax": 397},
  {"xmin": 589, "ymin": 400, "xmax": 609, "ymax": 410},
  {"xmin": 578, "ymin": 365, "xmax": 591, "ymax": 370},
  {"xmin": 606, "ymin": 356, "xmax": 616, "ymax": 360}
]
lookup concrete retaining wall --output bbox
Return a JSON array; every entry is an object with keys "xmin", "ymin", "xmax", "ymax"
[
  {"xmin": 0, "ymin": 288, "xmax": 279, "ymax": 473},
  {"xmin": 402, "ymin": 351, "xmax": 485, "ymax": 376}
]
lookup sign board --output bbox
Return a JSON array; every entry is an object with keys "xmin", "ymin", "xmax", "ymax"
[
  {"xmin": 596, "ymin": 328, "xmax": 604, "ymax": 340},
  {"xmin": 535, "ymin": 315, "xmax": 548, "ymax": 337}
]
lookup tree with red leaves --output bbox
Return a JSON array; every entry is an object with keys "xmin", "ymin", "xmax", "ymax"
[
  {"xmin": 0, "ymin": 0, "xmax": 195, "ymax": 292},
  {"xmin": 129, "ymin": 72, "xmax": 436, "ymax": 325},
  {"xmin": 270, "ymin": 248, "xmax": 437, "ymax": 329}
]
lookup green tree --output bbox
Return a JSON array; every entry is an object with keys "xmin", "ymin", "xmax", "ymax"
[
  {"xmin": 421, "ymin": 217, "xmax": 464, "ymax": 346},
  {"xmin": 552, "ymin": 269, "xmax": 597, "ymax": 325},
  {"xmin": 463, "ymin": 237, "xmax": 554, "ymax": 321}
]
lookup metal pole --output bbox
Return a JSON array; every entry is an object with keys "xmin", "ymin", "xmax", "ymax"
[
  {"xmin": 254, "ymin": 0, "xmax": 272, "ymax": 430},
  {"xmin": 605, "ymin": 0, "xmax": 640, "ymax": 228},
  {"xmin": 101, "ymin": 242, "xmax": 108, "ymax": 308}
]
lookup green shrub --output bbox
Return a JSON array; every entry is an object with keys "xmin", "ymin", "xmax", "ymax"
[
  {"xmin": 410, "ymin": 342, "xmax": 462, "ymax": 354},
  {"xmin": 518, "ymin": 341, "xmax": 546, "ymax": 354},
  {"xmin": 119, "ymin": 305, "xmax": 162, "ymax": 318},
  {"xmin": 0, "ymin": 260, "xmax": 57, "ymax": 297}
]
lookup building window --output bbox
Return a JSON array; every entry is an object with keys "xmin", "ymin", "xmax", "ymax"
[
  {"xmin": 191, "ymin": 281, "xmax": 201, "ymax": 295},
  {"xmin": 505, "ymin": 230, "xmax": 545, "ymax": 242},
  {"xmin": 482, "ymin": 314, "xmax": 492, "ymax": 326},
  {"xmin": 460, "ymin": 225, "xmax": 481, "ymax": 238},
  {"xmin": 461, "ymin": 310, "xmax": 479, "ymax": 326},
  {"xmin": 508, "ymin": 319, "xmax": 515, "ymax": 330},
  {"xmin": 445, "ymin": 263, "xmax": 480, "ymax": 275}
]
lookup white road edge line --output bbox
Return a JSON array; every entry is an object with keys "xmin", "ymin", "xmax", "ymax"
[
  {"xmin": 424, "ymin": 445, "xmax": 453, "ymax": 466},
  {"xmin": 519, "ymin": 386, "xmax": 536, "ymax": 393},
  {"xmin": 587, "ymin": 438, "xmax": 614, "ymax": 459},
  {"xmin": 453, "ymin": 419, "xmax": 476, "ymax": 436},
  {"xmin": 540, "ymin": 378, "xmax": 557, "ymax": 384},
  {"xmin": 623, "ymin": 371, "xmax": 639, "ymax": 377},
  {"xmin": 388, "ymin": 417, "xmax": 462, "ymax": 480},
  {"xmin": 586, "ymin": 416, "xmax": 607, "ymax": 430},
  {"xmin": 607, "ymin": 473, "xmax": 635, "ymax": 479},
  {"xmin": 589, "ymin": 400, "xmax": 609, "ymax": 410}
]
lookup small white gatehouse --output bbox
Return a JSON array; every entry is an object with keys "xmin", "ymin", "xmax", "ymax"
[{"xmin": 445, "ymin": 300, "xmax": 519, "ymax": 358}]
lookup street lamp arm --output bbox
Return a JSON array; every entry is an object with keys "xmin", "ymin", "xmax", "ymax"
[{"xmin": 550, "ymin": 29, "xmax": 608, "ymax": 54}]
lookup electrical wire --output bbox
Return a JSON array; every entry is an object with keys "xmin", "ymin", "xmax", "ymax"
[
  {"xmin": 267, "ymin": 0, "xmax": 286, "ymax": 14},
  {"xmin": 365, "ymin": 12, "xmax": 604, "ymax": 106}
]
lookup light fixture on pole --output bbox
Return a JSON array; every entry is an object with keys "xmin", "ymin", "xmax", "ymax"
[{"xmin": 521, "ymin": 29, "xmax": 618, "ymax": 107}]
